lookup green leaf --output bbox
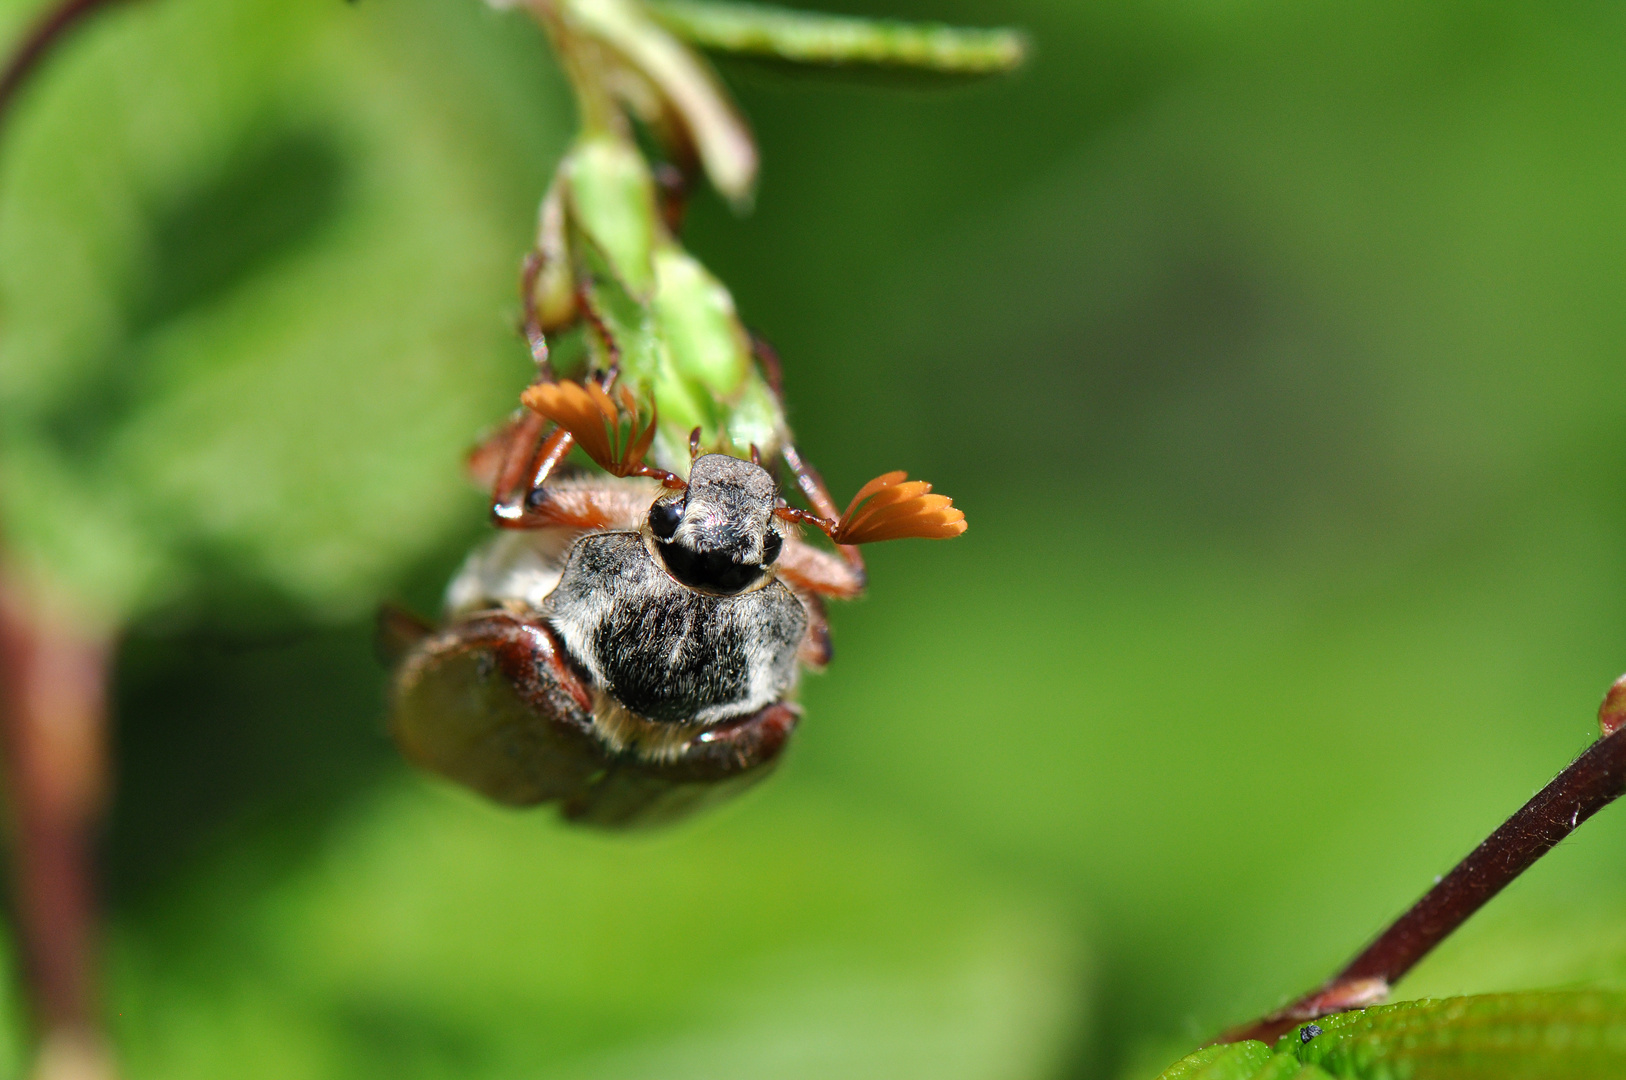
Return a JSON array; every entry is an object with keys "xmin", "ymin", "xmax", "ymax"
[
  {"xmin": 650, "ymin": 245, "xmax": 751, "ymax": 399},
  {"xmin": 1154, "ymin": 1043, "xmax": 1275, "ymax": 1080},
  {"xmin": 643, "ymin": 0, "xmax": 1028, "ymax": 74},
  {"xmin": 0, "ymin": 0, "xmax": 568, "ymax": 623},
  {"xmin": 107, "ymin": 782, "xmax": 1087, "ymax": 1080},
  {"xmin": 1152, "ymin": 1043, "xmax": 1332, "ymax": 1080},
  {"xmin": 563, "ymin": 132, "xmax": 660, "ymax": 298},
  {"xmin": 1287, "ymin": 993, "xmax": 1626, "ymax": 1079},
  {"xmin": 1156, "ymin": 993, "xmax": 1626, "ymax": 1079},
  {"xmin": 720, "ymin": 371, "xmax": 781, "ymax": 459},
  {"xmin": 576, "ymin": 234, "xmax": 788, "ymax": 464}
]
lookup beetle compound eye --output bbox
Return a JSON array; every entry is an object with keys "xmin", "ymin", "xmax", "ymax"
[
  {"xmin": 649, "ymin": 499, "xmax": 683, "ymax": 540},
  {"xmin": 656, "ymin": 543, "xmax": 763, "ymax": 595},
  {"xmin": 763, "ymin": 531, "xmax": 783, "ymax": 566}
]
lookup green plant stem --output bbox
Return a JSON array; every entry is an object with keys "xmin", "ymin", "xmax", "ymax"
[{"xmin": 521, "ymin": 0, "xmax": 625, "ymax": 136}]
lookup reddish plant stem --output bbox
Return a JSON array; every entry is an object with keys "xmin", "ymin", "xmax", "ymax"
[
  {"xmin": 0, "ymin": 0, "xmax": 136, "ymax": 128},
  {"xmin": 0, "ymin": 5, "xmax": 135, "ymax": 1076},
  {"xmin": 0, "ymin": 569, "xmax": 113, "ymax": 1060},
  {"xmin": 1221, "ymin": 724, "xmax": 1626, "ymax": 1044}
]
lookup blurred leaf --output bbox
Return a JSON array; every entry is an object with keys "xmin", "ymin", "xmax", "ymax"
[
  {"xmin": 1400, "ymin": 902, "xmax": 1626, "ymax": 1002},
  {"xmin": 644, "ymin": 0, "xmax": 1027, "ymax": 74},
  {"xmin": 568, "ymin": 0, "xmax": 758, "ymax": 204},
  {"xmin": 0, "ymin": 0, "xmax": 564, "ymax": 623},
  {"xmin": 107, "ymin": 780, "xmax": 1086, "ymax": 1080}
]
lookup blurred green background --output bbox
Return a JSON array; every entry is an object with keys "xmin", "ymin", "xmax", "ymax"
[{"xmin": 3, "ymin": 0, "xmax": 1626, "ymax": 1077}]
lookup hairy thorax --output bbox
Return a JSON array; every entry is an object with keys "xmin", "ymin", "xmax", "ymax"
[{"xmin": 545, "ymin": 532, "xmax": 806, "ymax": 726}]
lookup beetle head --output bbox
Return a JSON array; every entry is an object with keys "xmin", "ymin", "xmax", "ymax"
[{"xmin": 648, "ymin": 454, "xmax": 784, "ymax": 595}]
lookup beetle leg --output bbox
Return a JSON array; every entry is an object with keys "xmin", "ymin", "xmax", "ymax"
[
  {"xmin": 487, "ymin": 410, "xmax": 547, "ymax": 500},
  {"xmin": 466, "ymin": 410, "xmax": 536, "ymax": 494},
  {"xmin": 492, "ymin": 425, "xmax": 581, "ymax": 528},
  {"xmin": 796, "ymin": 593, "xmax": 833, "ymax": 669},
  {"xmin": 780, "ymin": 441, "xmax": 867, "ymax": 584},
  {"xmin": 653, "ymin": 160, "xmax": 693, "ymax": 235},
  {"xmin": 519, "ymin": 480, "xmax": 655, "ymax": 531},
  {"xmin": 748, "ymin": 330, "xmax": 785, "ymax": 398},
  {"xmin": 376, "ymin": 602, "xmax": 434, "ymax": 665},
  {"xmin": 519, "ymin": 248, "xmax": 555, "ymax": 379},
  {"xmin": 774, "ymin": 535, "xmax": 864, "ymax": 600}
]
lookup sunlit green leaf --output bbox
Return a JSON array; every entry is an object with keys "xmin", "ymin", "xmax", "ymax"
[
  {"xmin": 562, "ymin": 132, "xmax": 660, "ymax": 298},
  {"xmin": 0, "ymin": 0, "xmax": 565, "ymax": 622},
  {"xmin": 644, "ymin": 0, "xmax": 1027, "ymax": 74},
  {"xmin": 651, "ymin": 244, "xmax": 750, "ymax": 398},
  {"xmin": 108, "ymin": 782, "xmax": 1086, "ymax": 1080},
  {"xmin": 1155, "ymin": 994, "xmax": 1626, "ymax": 1079},
  {"xmin": 1289, "ymin": 993, "xmax": 1626, "ymax": 1079}
]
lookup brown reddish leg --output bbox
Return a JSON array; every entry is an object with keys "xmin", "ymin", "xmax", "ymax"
[
  {"xmin": 653, "ymin": 161, "xmax": 693, "ymax": 236},
  {"xmin": 795, "ymin": 593, "xmax": 833, "ymax": 669},
  {"xmin": 492, "ymin": 424, "xmax": 579, "ymax": 528},
  {"xmin": 519, "ymin": 250, "xmax": 555, "ymax": 380},
  {"xmin": 748, "ymin": 330, "xmax": 785, "ymax": 399},
  {"xmin": 495, "ymin": 254, "xmax": 634, "ymax": 528},
  {"xmin": 779, "ymin": 442, "xmax": 866, "ymax": 583},
  {"xmin": 774, "ymin": 536, "xmax": 864, "ymax": 601},
  {"xmin": 472, "ymin": 411, "xmax": 544, "ymax": 498},
  {"xmin": 745, "ymin": 332, "xmax": 864, "ymax": 582},
  {"xmin": 484, "ymin": 245, "xmax": 566, "ymax": 527},
  {"xmin": 575, "ymin": 283, "xmax": 623, "ymax": 387}
]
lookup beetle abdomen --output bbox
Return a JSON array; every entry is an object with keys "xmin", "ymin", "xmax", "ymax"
[
  {"xmin": 389, "ymin": 610, "xmax": 800, "ymax": 826},
  {"xmin": 546, "ymin": 533, "xmax": 806, "ymax": 725},
  {"xmin": 390, "ymin": 613, "xmax": 600, "ymax": 807}
]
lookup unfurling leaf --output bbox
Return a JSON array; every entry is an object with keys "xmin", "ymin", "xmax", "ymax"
[
  {"xmin": 562, "ymin": 132, "xmax": 659, "ymax": 297},
  {"xmin": 569, "ymin": 0, "xmax": 758, "ymax": 205},
  {"xmin": 651, "ymin": 245, "xmax": 751, "ymax": 397}
]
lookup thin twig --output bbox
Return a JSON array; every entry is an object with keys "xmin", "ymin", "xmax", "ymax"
[
  {"xmin": 0, "ymin": 568, "xmax": 114, "ymax": 1074},
  {"xmin": 0, "ymin": 5, "xmax": 137, "ymax": 1077},
  {"xmin": 1220, "ymin": 724, "xmax": 1626, "ymax": 1044}
]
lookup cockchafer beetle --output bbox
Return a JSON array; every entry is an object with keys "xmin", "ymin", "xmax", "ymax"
[{"xmin": 385, "ymin": 376, "xmax": 966, "ymax": 827}]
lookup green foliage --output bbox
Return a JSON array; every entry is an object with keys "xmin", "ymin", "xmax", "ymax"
[
  {"xmin": 0, "ymin": 0, "xmax": 559, "ymax": 622},
  {"xmin": 563, "ymin": 0, "xmax": 759, "ymax": 204},
  {"xmin": 646, "ymin": 0, "xmax": 1027, "ymax": 73},
  {"xmin": 8, "ymin": 0, "xmax": 1626, "ymax": 1077},
  {"xmin": 561, "ymin": 134, "xmax": 660, "ymax": 297},
  {"xmin": 1157, "ymin": 993, "xmax": 1626, "ymax": 1079},
  {"xmin": 1155, "ymin": 1043, "xmax": 1324, "ymax": 1080},
  {"xmin": 106, "ymin": 783, "xmax": 1083, "ymax": 1079}
]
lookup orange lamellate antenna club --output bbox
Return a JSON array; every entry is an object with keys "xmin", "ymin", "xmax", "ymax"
[
  {"xmin": 833, "ymin": 471, "xmax": 966, "ymax": 544},
  {"xmin": 776, "ymin": 470, "xmax": 966, "ymax": 545},
  {"xmin": 521, "ymin": 380, "xmax": 665, "ymax": 481},
  {"xmin": 1600, "ymin": 673, "xmax": 1626, "ymax": 737}
]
